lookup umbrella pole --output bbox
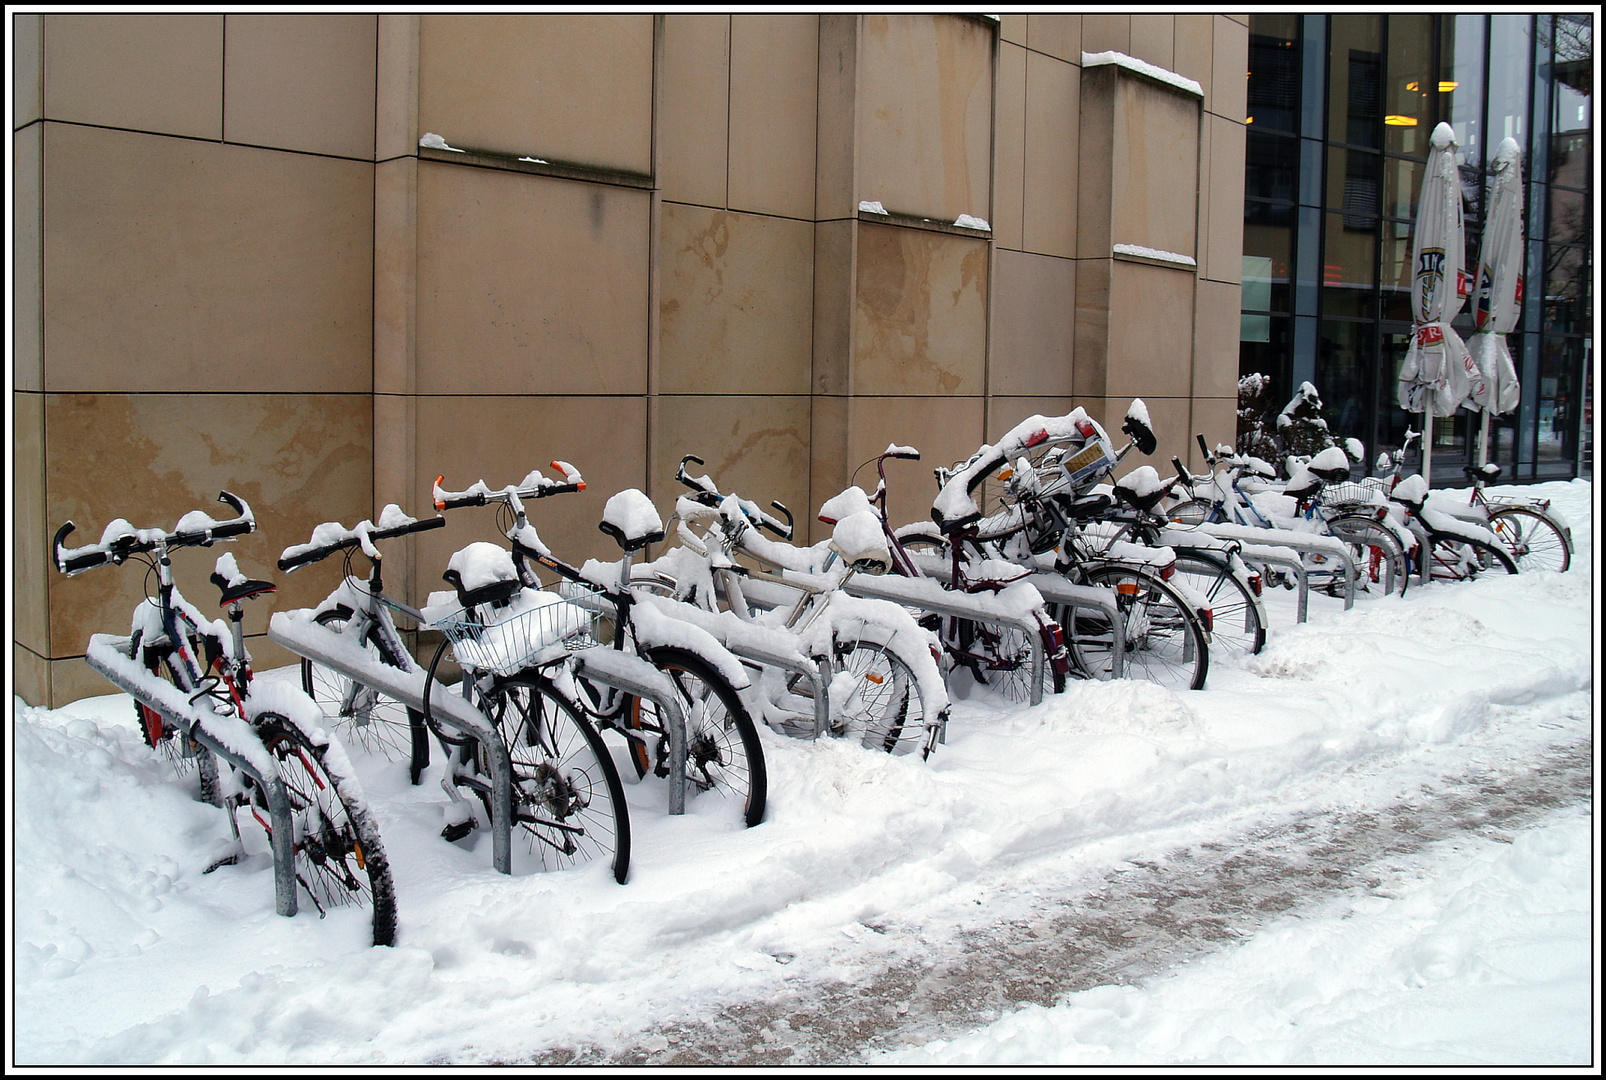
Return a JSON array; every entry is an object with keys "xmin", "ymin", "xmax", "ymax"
[
  {"xmin": 1478, "ymin": 409, "xmax": 1491, "ymax": 469},
  {"xmin": 1421, "ymin": 401, "xmax": 1433, "ymax": 485}
]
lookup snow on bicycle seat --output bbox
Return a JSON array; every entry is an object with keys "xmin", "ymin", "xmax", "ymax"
[
  {"xmin": 827, "ymin": 509, "xmax": 890, "ymax": 573},
  {"xmin": 1305, "ymin": 446, "xmax": 1353, "ymax": 484},
  {"xmin": 598, "ymin": 489, "xmax": 665, "ymax": 552},
  {"xmin": 210, "ymin": 552, "xmax": 275, "ymax": 605},
  {"xmin": 1112, "ymin": 465, "xmax": 1171, "ymax": 514},
  {"xmin": 442, "ymin": 541, "xmax": 524, "ymax": 608}
]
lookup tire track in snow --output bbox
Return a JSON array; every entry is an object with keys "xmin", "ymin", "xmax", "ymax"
[{"xmin": 532, "ymin": 733, "xmax": 1591, "ymax": 1066}]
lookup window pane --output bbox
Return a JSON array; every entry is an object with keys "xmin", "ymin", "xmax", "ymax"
[
  {"xmin": 1385, "ymin": 15, "xmax": 1437, "ymax": 157},
  {"xmin": 1380, "ymin": 221, "xmax": 1415, "ymax": 321},
  {"xmin": 1443, "ymin": 16, "xmax": 1488, "ymax": 171},
  {"xmin": 1323, "ymin": 212, "xmax": 1377, "ymax": 319},
  {"xmin": 1329, "ymin": 15, "xmax": 1383, "ymax": 147},
  {"xmin": 1247, "ymin": 133, "xmax": 1299, "ymax": 201},
  {"xmin": 1248, "ymin": 16, "xmax": 1301, "ymax": 134},
  {"xmin": 1487, "ymin": 14, "xmax": 1532, "ymax": 146},
  {"xmin": 1240, "ymin": 315, "xmax": 1293, "ymax": 399},
  {"xmin": 1327, "ymin": 146, "xmax": 1380, "ymax": 230},
  {"xmin": 1244, "ymin": 202, "xmax": 1293, "ymax": 313},
  {"xmin": 1544, "ymin": 243, "xmax": 1587, "ymax": 334},
  {"xmin": 1316, "ymin": 320, "xmax": 1377, "ymax": 448},
  {"xmin": 1536, "ymin": 334, "xmax": 1579, "ymax": 464},
  {"xmin": 1548, "ymin": 187, "xmax": 1586, "ymax": 246}
]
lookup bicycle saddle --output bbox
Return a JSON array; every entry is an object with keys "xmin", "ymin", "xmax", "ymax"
[
  {"xmin": 210, "ymin": 570, "xmax": 276, "ymax": 606},
  {"xmin": 443, "ymin": 541, "xmax": 524, "ymax": 608},
  {"xmin": 598, "ymin": 489, "xmax": 665, "ymax": 553},
  {"xmin": 1465, "ymin": 462, "xmax": 1502, "ymax": 483}
]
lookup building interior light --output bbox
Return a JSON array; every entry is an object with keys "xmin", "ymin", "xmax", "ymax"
[
  {"xmin": 1246, "ymin": 115, "xmax": 1254, "ymax": 124},
  {"xmin": 1385, "ymin": 115, "xmax": 1420, "ymax": 126},
  {"xmin": 1406, "ymin": 81, "xmax": 1419, "ymax": 91},
  {"xmin": 1439, "ymin": 81, "xmax": 1459, "ymax": 92}
]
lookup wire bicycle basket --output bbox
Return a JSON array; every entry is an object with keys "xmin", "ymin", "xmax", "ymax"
[
  {"xmin": 1319, "ymin": 478, "xmax": 1387, "ymax": 510},
  {"xmin": 428, "ymin": 581, "xmax": 607, "ymax": 676}
]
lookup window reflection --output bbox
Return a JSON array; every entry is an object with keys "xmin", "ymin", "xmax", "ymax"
[
  {"xmin": 1323, "ymin": 212, "xmax": 1377, "ymax": 318},
  {"xmin": 1329, "ymin": 16, "xmax": 1383, "ymax": 147},
  {"xmin": 1248, "ymin": 15, "xmax": 1301, "ymax": 133},
  {"xmin": 1244, "ymin": 202, "xmax": 1293, "ymax": 313},
  {"xmin": 1316, "ymin": 320, "xmax": 1376, "ymax": 447},
  {"xmin": 1385, "ymin": 14, "xmax": 1436, "ymax": 156}
]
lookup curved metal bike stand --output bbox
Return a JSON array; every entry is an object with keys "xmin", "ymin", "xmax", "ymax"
[
  {"xmin": 1021, "ymin": 575, "xmax": 1126, "ymax": 680},
  {"xmin": 268, "ymin": 612, "xmax": 516, "ymax": 875},
  {"xmin": 568, "ymin": 647, "xmax": 689, "ymax": 815},
  {"xmin": 838, "ymin": 572, "xmax": 1052, "ymax": 706},
  {"xmin": 1194, "ymin": 523, "xmax": 1356, "ymax": 620},
  {"xmin": 84, "ymin": 634, "xmax": 299, "ymax": 917}
]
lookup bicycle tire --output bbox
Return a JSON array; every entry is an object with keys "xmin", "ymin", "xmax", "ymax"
[
  {"xmin": 304, "ymin": 608, "xmax": 428, "ymax": 779},
  {"xmin": 472, "ymin": 673, "xmax": 631, "ymax": 882},
  {"xmin": 1058, "ymin": 564, "xmax": 1210, "ymax": 691},
  {"xmin": 1169, "ymin": 551, "xmax": 1265, "ymax": 661},
  {"xmin": 829, "ymin": 634, "xmax": 925, "ymax": 756},
  {"xmin": 629, "ymin": 647, "xmax": 767, "ymax": 828},
  {"xmin": 249, "ymin": 712, "xmax": 399, "ymax": 946},
  {"xmin": 954, "ymin": 616, "xmax": 1068, "ymax": 703},
  {"xmin": 1165, "ymin": 499, "xmax": 1213, "ymax": 526},
  {"xmin": 1487, "ymin": 507, "xmax": 1571, "ymax": 573},
  {"xmin": 1325, "ymin": 514, "xmax": 1409, "ymax": 598},
  {"xmin": 1426, "ymin": 534, "xmax": 1519, "ymax": 582}
]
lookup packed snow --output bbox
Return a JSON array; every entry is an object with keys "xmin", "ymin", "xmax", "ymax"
[
  {"xmin": 11, "ymin": 479, "xmax": 1595, "ymax": 1066},
  {"xmin": 1112, "ymin": 243, "xmax": 1198, "ymax": 268},
  {"xmin": 1081, "ymin": 51, "xmax": 1204, "ymax": 98}
]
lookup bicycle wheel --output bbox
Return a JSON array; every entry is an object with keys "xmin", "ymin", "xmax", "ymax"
[
  {"xmin": 475, "ymin": 674, "xmax": 631, "ymax": 882},
  {"xmin": 1325, "ymin": 514, "xmax": 1408, "ymax": 598},
  {"xmin": 1060, "ymin": 565, "xmax": 1210, "ymax": 691},
  {"xmin": 1427, "ymin": 534, "xmax": 1519, "ymax": 582},
  {"xmin": 1488, "ymin": 507, "xmax": 1571, "ymax": 573},
  {"xmin": 304, "ymin": 609, "xmax": 426, "ymax": 774},
  {"xmin": 953, "ymin": 615, "xmax": 1068, "ymax": 704},
  {"xmin": 250, "ymin": 712, "xmax": 398, "ymax": 946},
  {"xmin": 1166, "ymin": 499, "xmax": 1213, "ymax": 526},
  {"xmin": 629, "ymin": 647, "xmax": 767, "ymax": 827},
  {"xmin": 1169, "ymin": 551, "xmax": 1265, "ymax": 661},
  {"xmin": 133, "ymin": 629, "xmax": 226, "ymax": 803},
  {"xmin": 829, "ymin": 634, "xmax": 925, "ymax": 756}
]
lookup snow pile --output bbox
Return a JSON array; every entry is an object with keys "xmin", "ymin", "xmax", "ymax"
[
  {"xmin": 11, "ymin": 481, "xmax": 1593, "ymax": 1065},
  {"xmin": 1082, "ymin": 51, "xmax": 1204, "ymax": 97},
  {"xmin": 1113, "ymin": 243, "xmax": 1197, "ymax": 268},
  {"xmin": 953, "ymin": 214, "xmax": 991, "ymax": 231},
  {"xmin": 858, "ymin": 201, "xmax": 888, "ymax": 215},
  {"xmin": 418, "ymin": 133, "xmax": 463, "ymax": 152}
]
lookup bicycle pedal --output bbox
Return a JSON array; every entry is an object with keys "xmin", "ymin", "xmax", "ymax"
[{"xmin": 440, "ymin": 819, "xmax": 476, "ymax": 843}]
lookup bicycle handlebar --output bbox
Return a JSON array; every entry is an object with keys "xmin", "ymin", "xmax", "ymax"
[
  {"xmin": 674, "ymin": 454, "xmax": 794, "ymax": 539},
  {"xmin": 432, "ymin": 463, "xmax": 585, "ymax": 512},
  {"xmin": 55, "ymin": 491, "xmax": 256, "ymax": 576},
  {"xmin": 278, "ymin": 512, "xmax": 446, "ymax": 572}
]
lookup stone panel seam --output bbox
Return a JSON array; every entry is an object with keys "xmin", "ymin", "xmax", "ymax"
[{"xmin": 41, "ymin": 118, "xmax": 383, "ymax": 164}]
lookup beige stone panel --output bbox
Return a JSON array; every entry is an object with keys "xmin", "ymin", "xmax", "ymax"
[
  {"xmin": 1103, "ymin": 260, "xmax": 1196, "ymax": 400},
  {"xmin": 1026, "ymin": 14, "xmax": 1079, "ymax": 62},
  {"xmin": 1023, "ymin": 51, "xmax": 1079, "ymax": 259},
  {"xmin": 43, "ymin": 125, "xmax": 373, "ymax": 394},
  {"xmin": 45, "ymin": 657, "xmax": 110, "ymax": 710},
  {"xmin": 1076, "ymin": 65, "xmax": 1116, "ymax": 261},
  {"xmin": 15, "ymin": 392, "xmax": 47, "ymax": 655},
  {"xmin": 999, "ymin": 14, "xmax": 1026, "ymax": 46},
  {"xmin": 659, "ymin": 204, "xmax": 813, "ymax": 396},
  {"xmin": 374, "ymin": 157, "xmax": 418, "ymax": 397},
  {"xmin": 812, "ymin": 219, "xmax": 854, "ymax": 396},
  {"xmin": 14, "ymin": 126, "xmax": 42, "ymax": 391},
  {"xmin": 1193, "ymin": 279, "xmax": 1242, "ymax": 400},
  {"xmin": 1172, "ymin": 15, "xmax": 1214, "ymax": 113},
  {"xmin": 989, "ymin": 250, "xmax": 1076, "ymax": 398},
  {"xmin": 1188, "ymin": 395, "xmax": 1239, "ymax": 472},
  {"xmin": 807, "ymin": 394, "xmax": 848, "ymax": 543},
  {"xmin": 660, "ymin": 15, "xmax": 729, "ymax": 208},
  {"xmin": 1203, "ymin": 114, "xmax": 1246, "ymax": 285},
  {"xmin": 992, "ymin": 43, "xmax": 1026, "ymax": 252},
  {"xmin": 372, "ymin": 392, "xmax": 422, "ymax": 617},
  {"xmin": 1110, "ymin": 74, "xmax": 1199, "ymax": 260},
  {"xmin": 418, "ymin": 14, "xmax": 652, "ymax": 174},
  {"xmin": 852, "ymin": 222, "xmax": 988, "ymax": 397},
  {"xmin": 1128, "ymin": 15, "xmax": 1174, "ymax": 71},
  {"xmin": 857, "ymin": 14, "xmax": 993, "ymax": 223},
  {"xmin": 14, "ymin": 13, "xmax": 41, "ymax": 127},
  {"xmin": 1072, "ymin": 256, "xmax": 1111, "ymax": 401},
  {"xmin": 44, "ymin": 393, "xmax": 374, "ymax": 656},
  {"xmin": 1211, "ymin": 15, "xmax": 1248, "ymax": 122},
  {"xmin": 43, "ymin": 14, "xmax": 222, "ymax": 139},
  {"xmin": 1080, "ymin": 14, "xmax": 1129, "ymax": 57},
  {"xmin": 649, "ymin": 395, "xmax": 811, "ymax": 533},
  {"xmin": 1086, "ymin": 395, "xmax": 1195, "ymax": 476},
  {"xmin": 412, "ymin": 396, "xmax": 648, "ymax": 593},
  {"xmin": 729, "ymin": 14, "xmax": 817, "ymax": 220},
  {"xmin": 224, "ymin": 14, "xmax": 377, "ymax": 160},
  {"xmin": 846, "ymin": 396, "xmax": 985, "ymax": 534},
  {"xmin": 815, "ymin": 14, "xmax": 859, "ymax": 222},
  {"xmin": 14, "ymin": 644, "xmax": 47, "ymax": 708},
  {"xmin": 376, "ymin": 15, "xmax": 420, "ymax": 161},
  {"xmin": 415, "ymin": 162, "xmax": 649, "ymax": 396}
]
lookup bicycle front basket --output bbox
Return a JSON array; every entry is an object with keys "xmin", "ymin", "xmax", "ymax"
[
  {"xmin": 429, "ymin": 582, "xmax": 605, "ymax": 676},
  {"xmin": 1320, "ymin": 478, "xmax": 1386, "ymax": 510}
]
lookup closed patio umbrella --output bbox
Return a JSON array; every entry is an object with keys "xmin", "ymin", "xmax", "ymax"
[
  {"xmin": 1396, "ymin": 122, "xmax": 1479, "ymax": 485},
  {"xmin": 1469, "ymin": 136, "xmax": 1526, "ymax": 467}
]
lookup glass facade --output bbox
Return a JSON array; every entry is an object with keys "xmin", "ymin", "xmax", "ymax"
[{"xmin": 1242, "ymin": 14, "xmax": 1594, "ymax": 482}]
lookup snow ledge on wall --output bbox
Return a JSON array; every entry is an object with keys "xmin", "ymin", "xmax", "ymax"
[
  {"xmin": 1081, "ymin": 51, "xmax": 1205, "ymax": 98},
  {"xmin": 1113, "ymin": 244, "xmax": 1198, "ymax": 268}
]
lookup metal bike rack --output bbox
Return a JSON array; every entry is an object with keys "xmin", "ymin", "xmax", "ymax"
[
  {"xmin": 568, "ymin": 646, "xmax": 690, "ymax": 816},
  {"xmin": 269, "ymin": 612, "xmax": 518, "ymax": 875},
  {"xmin": 1022, "ymin": 575, "xmax": 1126, "ymax": 680},
  {"xmin": 838, "ymin": 572, "xmax": 1052, "ymax": 706},
  {"xmin": 85, "ymin": 634, "xmax": 300, "ymax": 916},
  {"xmin": 1192, "ymin": 523, "xmax": 1356, "ymax": 620}
]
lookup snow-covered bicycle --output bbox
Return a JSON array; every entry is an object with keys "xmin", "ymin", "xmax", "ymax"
[{"xmin": 53, "ymin": 494, "xmax": 397, "ymax": 946}]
